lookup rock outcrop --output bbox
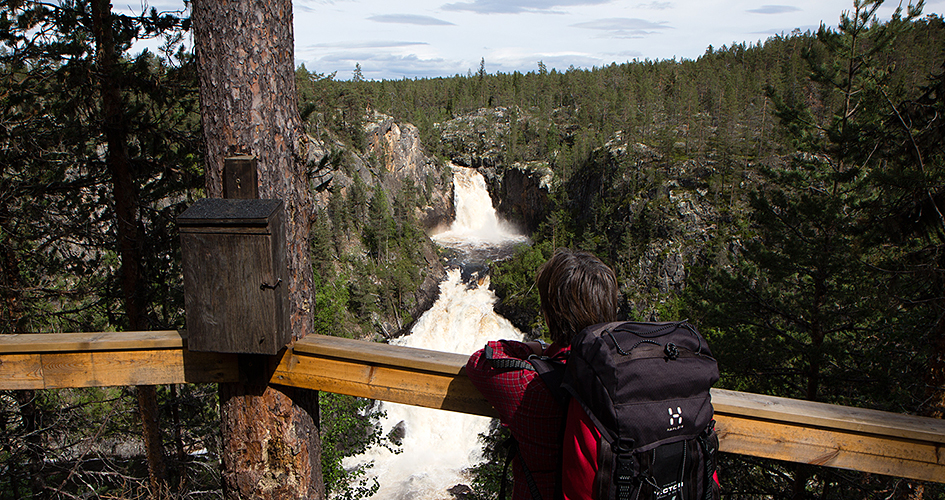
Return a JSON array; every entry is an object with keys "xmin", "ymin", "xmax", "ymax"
[
  {"xmin": 496, "ymin": 162, "xmax": 553, "ymax": 234},
  {"xmin": 298, "ymin": 113, "xmax": 454, "ymax": 339},
  {"xmin": 436, "ymin": 107, "xmax": 513, "ymax": 170},
  {"xmin": 302, "ymin": 113, "xmax": 454, "ymax": 232},
  {"xmin": 365, "ymin": 114, "xmax": 454, "ymax": 230}
]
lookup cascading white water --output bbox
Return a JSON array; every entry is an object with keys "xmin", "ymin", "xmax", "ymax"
[
  {"xmin": 432, "ymin": 166, "xmax": 528, "ymax": 249},
  {"xmin": 345, "ymin": 165, "xmax": 527, "ymax": 499}
]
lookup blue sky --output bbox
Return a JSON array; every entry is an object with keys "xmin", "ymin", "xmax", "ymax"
[{"xmin": 133, "ymin": 0, "xmax": 942, "ymax": 80}]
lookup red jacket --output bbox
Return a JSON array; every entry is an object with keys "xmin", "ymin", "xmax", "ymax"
[
  {"xmin": 562, "ymin": 398, "xmax": 600, "ymax": 499},
  {"xmin": 466, "ymin": 340, "xmax": 570, "ymax": 500}
]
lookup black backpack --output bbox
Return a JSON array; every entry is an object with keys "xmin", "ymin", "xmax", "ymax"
[
  {"xmin": 487, "ymin": 320, "xmax": 720, "ymax": 500},
  {"xmin": 561, "ymin": 320, "xmax": 721, "ymax": 500}
]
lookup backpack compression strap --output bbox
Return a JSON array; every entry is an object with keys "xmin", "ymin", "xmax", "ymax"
[{"xmin": 697, "ymin": 420, "xmax": 719, "ymax": 500}]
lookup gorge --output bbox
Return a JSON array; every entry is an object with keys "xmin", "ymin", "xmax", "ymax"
[{"xmin": 345, "ymin": 166, "xmax": 527, "ymax": 499}]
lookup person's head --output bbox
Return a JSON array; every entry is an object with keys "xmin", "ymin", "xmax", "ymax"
[{"xmin": 536, "ymin": 248, "xmax": 618, "ymax": 344}]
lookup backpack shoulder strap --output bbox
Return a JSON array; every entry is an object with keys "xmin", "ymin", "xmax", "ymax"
[
  {"xmin": 499, "ymin": 437, "xmax": 547, "ymax": 500},
  {"xmin": 485, "ymin": 344, "xmax": 570, "ymax": 500},
  {"xmin": 484, "ymin": 344, "xmax": 569, "ymax": 402},
  {"xmin": 485, "ymin": 344, "xmax": 536, "ymax": 371},
  {"xmin": 526, "ymin": 355, "xmax": 569, "ymax": 404}
]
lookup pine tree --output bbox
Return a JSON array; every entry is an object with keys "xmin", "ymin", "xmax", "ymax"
[
  {"xmin": 0, "ymin": 0, "xmax": 201, "ymax": 495},
  {"xmin": 192, "ymin": 0, "xmax": 326, "ymax": 497},
  {"xmin": 689, "ymin": 2, "xmax": 931, "ymax": 497},
  {"xmin": 869, "ymin": 55, "xmax": 945, "ymax": 419}
]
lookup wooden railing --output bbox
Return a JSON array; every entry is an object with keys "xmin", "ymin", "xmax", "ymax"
[{"xmin": 1, "ymin": 331, "xmax": 943, "ymax": 484}]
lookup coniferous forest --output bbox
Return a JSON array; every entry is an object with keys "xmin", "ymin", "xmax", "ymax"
[{"xmin": 1, "ymin": 0, "xmax": 944, "ymax": 498}]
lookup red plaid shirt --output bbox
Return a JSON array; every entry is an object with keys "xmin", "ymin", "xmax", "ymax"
[{"xmin": 467, "ymin": 340, "xmax": 570, "ymax": 500}]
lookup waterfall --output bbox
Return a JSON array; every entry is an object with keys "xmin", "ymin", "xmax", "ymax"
[
  {"xmin": 345, "ymin": 165, "xmax": 527, "ymax": 499},
  {"xmin": 433, "ymin": 167, "xmax": 523, "ymax": 245}
]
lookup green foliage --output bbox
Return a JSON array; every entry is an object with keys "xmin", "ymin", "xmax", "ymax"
[
  {"xmin": 364, "ymin": 184, "xmax": 396, "ymax": 262},
  {"xmin": 466, "ymin": 420, "xmax": 513, "ymax": 500},
  {"xmin": 314, "ymin": 272, "xmax": 351, "ymax": 337},
  {"xmin": 347, "ymin": 173, "xmax": 370, "ymax": 228},
  {"xmin": 296, "ymin": 65, "xmax": 366, "ymax": 149},
  {"xmin": 684, "ymin": 2, "xmax": 944, "ymax": 496},
  {"xmin": 319, "ymin": 393, "xmax": 398, "ymax": 500},
  {"xmin": 691, "ymin": 0, "xmax": 930, "ymax": 407},
  {"xmin": 0, "ymin": 2, "xmax": 213, "ymax": 498},
  {"xmin": 490, "ymin": 241, "xmax": 553, "ymax": 336},
  {"xmin": 346, "ymin": 181, "xmax": 430, "ymax": 332},
  {"xmin": 0, "ymin": 1, "xmax": 202, "ymax": 334}
]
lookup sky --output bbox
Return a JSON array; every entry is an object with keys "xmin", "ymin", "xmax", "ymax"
[{"xmin": 131, "ymin": 0, "xmax": 942, "ymax": 81}]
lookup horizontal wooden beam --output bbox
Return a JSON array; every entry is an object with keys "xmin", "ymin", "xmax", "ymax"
[
  {"xmin": 0, "ymin": 331, "xmax": 238, "ymax": 389},
  {"xmin": 1, "ymin": 331, "xmax": 944, "ymax": 483},
  {"xmin": 276, "ymin": 335, "xmax": 945, "ymax": 484},
  {"xmin": 273, "ymin": 334, "xmax": 494, "ymax": 417}
]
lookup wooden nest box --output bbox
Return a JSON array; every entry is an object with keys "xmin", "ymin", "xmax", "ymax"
[{"xmin": 178, "ymin": 198, "xmax": 289, "ymax": 354}]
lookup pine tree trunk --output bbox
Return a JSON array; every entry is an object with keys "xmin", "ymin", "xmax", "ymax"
[
  {"xmin": 191, "ymin": 1, "xmax": 324, "ymax": 498},
  {"xmin": 90, "ymin": 0, "xmax": 168, "ymax": 494}
]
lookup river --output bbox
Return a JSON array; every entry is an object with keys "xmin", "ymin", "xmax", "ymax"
[{"xmin": 344, "ymin": 165, "xmax": 528, "ymax": 499}]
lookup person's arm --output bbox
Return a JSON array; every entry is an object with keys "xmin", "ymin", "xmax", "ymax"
[
  {"xmin": 523, "ymin": 339, "xmax": 548, "ymax": 356},
  {"xmin": 465, "ymin": 340, "xmax": 534, "ymax": 422}
]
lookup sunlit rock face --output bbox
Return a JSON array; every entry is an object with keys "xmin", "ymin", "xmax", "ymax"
[
  {"xmin": 303, "ymin": 112, "xmax": 454, "ymax": 232},
  {"xmin": 365, "ymin": 114, "xmax": 454, "ymax": 231}
]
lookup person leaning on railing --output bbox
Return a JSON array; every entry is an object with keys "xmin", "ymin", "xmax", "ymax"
[{"xmin": 466, "ymin": 248, "xmax": 618, "ymax": 500}]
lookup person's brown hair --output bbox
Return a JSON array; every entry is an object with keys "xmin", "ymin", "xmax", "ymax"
[{"xmin": 536, "ymin": 248, "xmax": 618, "ymax": 344}]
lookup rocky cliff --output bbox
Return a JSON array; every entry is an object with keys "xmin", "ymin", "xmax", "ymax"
[
  {"xmin": 365, "ymin": 113, "xmax": 455, "ymax": 231},
  {"xmin": 300, "ymin": 113, "xmax": 454, "ymax": 339},
  {"xmin": 305, "ymin": 112, "xmax": 453, "ymax": 231}
]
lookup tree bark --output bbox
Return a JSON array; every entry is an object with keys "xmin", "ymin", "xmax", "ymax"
[
  {"xmin": 90, "ymin": 0, "xmax": 168, "ymax": 494},
  {"xmin": 191, "ymin": 1, "xmax": 324, "ymax": 498},
  {"xmin": 191, "ymin": 1, "xmax": 314, "ymax": 334}
]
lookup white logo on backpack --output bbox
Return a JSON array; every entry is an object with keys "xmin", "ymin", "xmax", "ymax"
[
  {"xmin": 667, "ymin": 407, "xmax": 683, "ymax": 431},
  {"xmin": 655, "ymin": 480, "xmax": 684, "ymax": 500}
]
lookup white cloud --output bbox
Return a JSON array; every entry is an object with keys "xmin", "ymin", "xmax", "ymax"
[
  {"xmin": 636, "ymin": 2, "xmax": 673, "ymax": 10},
  {"xmin": 441, "ymin": 0, "xmax": 612, "ymax": 14},
  {"xmin": 304, "ymin": 40, "xmax": 429, "ymax": 49},
  {"xmin": 369, "ymin": 14, "xmax": 456, "ymax": 25},
  {"xmin": 571, "ymin": 17, "xmax": 673, "ymax": 38},
  {"xmin": 748, "ymin": 5, "xmax": 803, "ymax": 14}
]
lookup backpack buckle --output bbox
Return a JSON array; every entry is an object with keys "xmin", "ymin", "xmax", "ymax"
[
  {"xmin": 614, "ymin": 453, "xmax": 639, "ymax": 500},
  {"xmin": 614, "ymin": 453, "xmax": 637, "ymax": 484}
]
